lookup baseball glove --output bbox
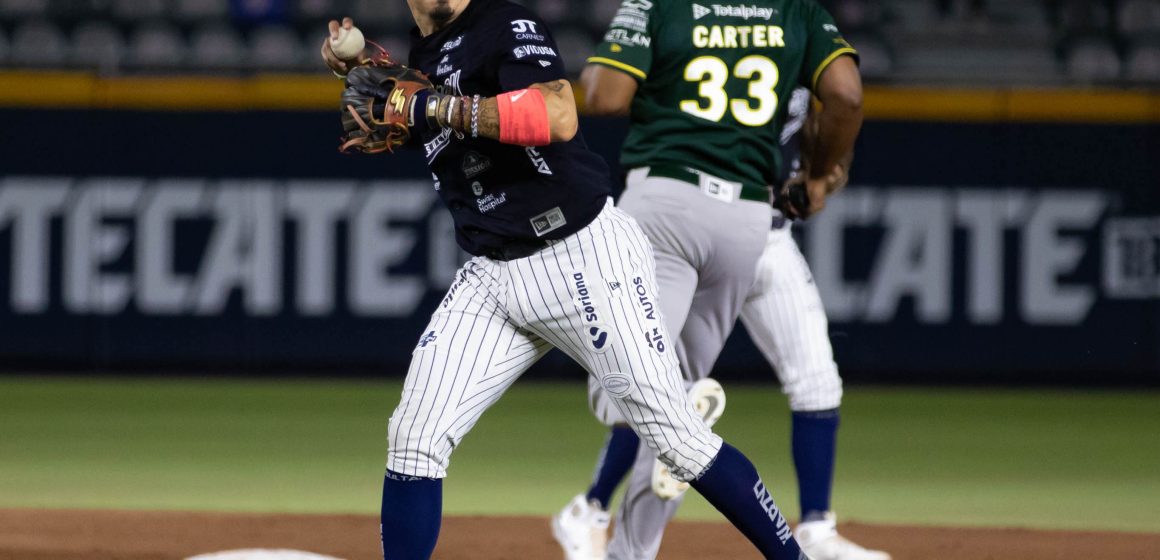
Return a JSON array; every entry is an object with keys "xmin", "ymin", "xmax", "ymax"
[
  {"xmin": 340, "ymin": 64, "xmax": 434, "ymax": 154},
  {"xmin": 773, "ymin": 171, "xmax": 811, "ymax": 220}
]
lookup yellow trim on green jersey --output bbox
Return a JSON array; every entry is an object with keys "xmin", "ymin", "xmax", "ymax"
[
  {"xmin": 586, "ymin": 57, "xmax": 648, "ymax": 80},
  {"xmin": 811, "ymin": 47, "xmax": 858, "ymax": 90}
]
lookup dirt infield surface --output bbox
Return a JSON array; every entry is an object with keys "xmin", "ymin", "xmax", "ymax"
[{"xmin": 2, "ymin": 509, "xmax": 1157, "ymax": 560}]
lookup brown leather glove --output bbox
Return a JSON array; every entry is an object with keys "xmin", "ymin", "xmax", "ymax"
[{"xmin": 340, "ymin": 64, "xmax": 435, "ymax": 154}]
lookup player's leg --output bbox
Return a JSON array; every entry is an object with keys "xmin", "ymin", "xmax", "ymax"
[
  {"xmin": 606, "ymin": 177, "xmax": 771, "ymax": 560},
  {"xmin": 518, "ymin": 201, "xmax": 804, "ymax": 559},
  {"xmin": 740, "ymin": 228, "xmax": 890, "ymax": 560},
  {"xmin": 382, "ymin": 259, "xmax": 551, "ymax": 559},
  {"xmin": 552, "ymin": 180, "xmax": 704, "ymax": 559}
]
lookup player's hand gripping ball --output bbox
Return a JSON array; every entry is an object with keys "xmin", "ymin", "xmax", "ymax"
[
  {"xmin": 321, "ymin": 17, "xmax": 393, "ymax": 76},
  {"xmin": 340, "ymin": 64, "xmax": 435, "ymax": 154}
]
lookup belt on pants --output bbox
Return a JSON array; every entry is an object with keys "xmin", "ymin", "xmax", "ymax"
[
  {"xmin": 484, "ymin": 238, "xmax": 549, "ymax": 261},
  {"xmin": 645, "ymin": 164, "xmax": 771, "ymax": 203}
]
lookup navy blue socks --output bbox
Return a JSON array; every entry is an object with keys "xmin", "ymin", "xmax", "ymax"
[
  {"xmin": 691, "ymin": 443, "xmax": 805, "ymax": 560},
  {"xmin": 585, "ymin": 424, "xmax": 640, "ymax": 509},
  {"xmin": 381, "ymin": 470, "xmax": 442, "ymax": 560},
  {"xmin": 792, "ymin": 408, "xmax": 840, "ymax": 521}
]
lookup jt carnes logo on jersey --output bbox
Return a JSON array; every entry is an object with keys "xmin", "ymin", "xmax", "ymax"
[{"xmin": 510, "ymin": 19, "xmax": 546, "ymax": 41}]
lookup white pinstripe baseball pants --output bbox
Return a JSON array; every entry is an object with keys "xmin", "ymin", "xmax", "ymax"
[{"xmin": 387, "ymin": 200, "xmax": 722, "ymax": 481}]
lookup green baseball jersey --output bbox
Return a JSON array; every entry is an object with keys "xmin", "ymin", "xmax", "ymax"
[{"xmin": 588, "ymin": 0, "xmax": 857, "ymax": 191}]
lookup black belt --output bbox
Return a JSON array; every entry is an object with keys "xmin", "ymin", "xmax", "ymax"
[
  {"xmin": 484, "ymin": 238, "xmax": 549, "ymax": 261},
  {"xmin": 646, "ymin": 164, "xmax": 771, "ymax": 203}
]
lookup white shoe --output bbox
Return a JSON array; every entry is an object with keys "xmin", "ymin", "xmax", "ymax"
[
  {"xmin": 651, "ymin": 378, "xmax": 726, "ymax": 500},
  {"xmin": 551, "ymin": 494, "xmax": 610, "ymax": 560},
  {"xmin": 795, "ymin": 512, "xmax": 891, "ymax": 560}
]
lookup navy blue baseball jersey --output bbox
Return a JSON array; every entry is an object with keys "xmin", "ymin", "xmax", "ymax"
[{"xmin": 407, "ymin": 0, "xmax": 613, "ymax": 257}]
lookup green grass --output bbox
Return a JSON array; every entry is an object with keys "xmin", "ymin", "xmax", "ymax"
[{"xmin": 0, "ymin": 377, "xmax": 1157, "ymax": 532}]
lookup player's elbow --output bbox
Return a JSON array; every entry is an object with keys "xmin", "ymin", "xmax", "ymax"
[{"xmin": 549, "ymin": 106, "xmax": 579, "ymax": 142}]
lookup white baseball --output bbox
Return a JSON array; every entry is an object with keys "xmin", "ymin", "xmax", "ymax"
[{"xmin": 330, "ymin": 26, "xmax": 365, "ymax": 60}]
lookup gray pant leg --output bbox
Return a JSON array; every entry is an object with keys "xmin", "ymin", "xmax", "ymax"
[
  {"xmin": 606, "ymin": 442, "xmax": 686, "ymax": 560},
  {"xmin": 607, "ymin": 172, "xmax": 772, "ymax": 559}
]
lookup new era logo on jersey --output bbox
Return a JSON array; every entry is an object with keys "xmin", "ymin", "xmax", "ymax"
[
  {"xmin": 538, "ymin": 60, "xmax": 552, "ymax": 67},
  {"xmin": 531, "ymin": 207, "xmax": 566, "ymax": 236},
  {"xmin": 693, "ymin": 3, "xmax": 711, "ymax": 19}
]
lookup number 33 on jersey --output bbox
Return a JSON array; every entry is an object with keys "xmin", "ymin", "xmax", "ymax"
[{"xmin": 588, "ymin": 0, "xmax": 857, "ymax": 190}]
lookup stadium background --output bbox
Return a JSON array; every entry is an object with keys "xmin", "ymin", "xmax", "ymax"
[{"xmin": 0, "ymin": 0, "xmax": 1158, "ymax": 559}]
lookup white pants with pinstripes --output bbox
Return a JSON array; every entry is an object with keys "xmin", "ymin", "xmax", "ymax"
[{"xmin": 386, "ymin": 199, "xmax": 722, "ymax": 482}]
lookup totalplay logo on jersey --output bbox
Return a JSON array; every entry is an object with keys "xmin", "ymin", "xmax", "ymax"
[{"xmin": 710, "ymin": 4, "xmax": 775, "ymax": 20}]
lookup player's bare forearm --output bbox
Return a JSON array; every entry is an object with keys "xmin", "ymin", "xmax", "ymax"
[
  {"xmin": 435, "ymin": 79, "xmax": 578, "ymax": 144},
  {"xmin": 809, "ymin": 56, "xmax": 862, "ymax": 184},
  {"xmin": 581, "ymin": 65, "xmax": 637, "ymax": 117}
]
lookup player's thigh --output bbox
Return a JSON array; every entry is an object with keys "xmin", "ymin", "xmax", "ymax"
[
  {"xmin": 676, "ymin": 202, "xmax": 771, "ymax": 381},
  {"xmin": 740, "ymin": 230, "xmax": 842, "ymax": 411},
  {"xmin": 388, "ymin": 262, "xmax": 551, "ymax": 478},
  {"xmin": 512, "ymin": 206, "xmax": 720, "ymax": 479}
]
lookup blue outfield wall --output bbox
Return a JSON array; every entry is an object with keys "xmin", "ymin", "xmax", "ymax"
[{"xmin": 0, "ymin": 109, "xmax": 1157, "ymax": 383}]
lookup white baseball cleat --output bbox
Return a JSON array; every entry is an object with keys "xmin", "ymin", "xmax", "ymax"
[
  {"xmin": 794, "ymin": 512, "xmax": 891, "ymax": 560},
  {"xmin": 551, "ymin": 494, "xmax": 610, "ymax": 560},
  {"xmin": 651, "ymin": 378, "xmax": 726, "ymax": 500}
]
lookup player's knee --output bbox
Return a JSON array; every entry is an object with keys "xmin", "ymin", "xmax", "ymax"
[
  {"xmin": 785, "ymin": 367, "xmax": 843, "ymax": 412},
  {"xmin": 653, "ymin": 431, "xmax": 724, "ymax": 482},
  {"xmin": 387, "ymin": 420, "xmax": 452, "ymax": 478}
]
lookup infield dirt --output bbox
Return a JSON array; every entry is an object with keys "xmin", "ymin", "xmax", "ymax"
[{"xmin": 1, "ymin": 509, "xmax": 1157, "ymax": 560}]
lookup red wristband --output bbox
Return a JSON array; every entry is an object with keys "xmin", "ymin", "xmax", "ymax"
[{"xmin": 496, "ymin": 88, "xmax": 551, "ymax": 146}]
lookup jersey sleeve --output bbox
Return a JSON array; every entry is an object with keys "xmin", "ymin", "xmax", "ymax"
[
  {"xmin": 800, "ymin": 3, "xmax": 859, "ymax": 90},
  {"xmin": 585, "ymin": 0, "xmax": 659, "ymax": 81},
  {"xmin": 495, "ymin": 8, "xmax": 568, "ymax": 91}
]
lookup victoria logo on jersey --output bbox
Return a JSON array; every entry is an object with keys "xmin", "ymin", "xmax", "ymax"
[{"xmin": 462, "ymin": 151, "xmax": 492, "ymax": 179}]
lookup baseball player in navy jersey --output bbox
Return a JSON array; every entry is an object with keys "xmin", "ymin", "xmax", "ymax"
[
  {"xmin": 322, "ymin": 2, "xmax": 814, "ymax": 559},
  {"xmin": 548, "ymin": 1, "xmax": 887, "ymax": 559}
]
